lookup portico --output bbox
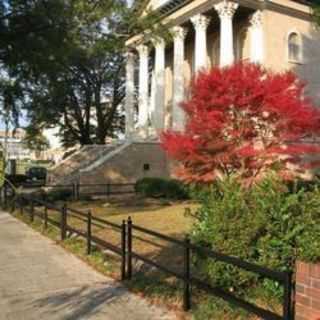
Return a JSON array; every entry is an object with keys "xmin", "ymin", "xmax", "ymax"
[{"xmin": 125, "ymin": 0, "xmax": 265, "ymax": 139}]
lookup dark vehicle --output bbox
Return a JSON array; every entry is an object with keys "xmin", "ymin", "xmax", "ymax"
[{"xmin": 26, "ymin": 167, "xmax": 47, "ymax": 182}]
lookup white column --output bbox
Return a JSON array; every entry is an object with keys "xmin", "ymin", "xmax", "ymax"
[
  {"xmin": 153, "ymin": 38, "xmax": 166, "ymax": 132},
  {"xmin": 249, "ymin": 10, "xmax": 264, "ymax": 64},
  {"xmin": 137, "ymin": 44, "xmax": 149, "ymax": 136},
  {"xmin": 191, "ymin": 14, "xmax": 211, "ymax": 72},
  {"xmin": 172, "ymin": 26, "xmax": 188, "ymax": 131},
  {"xmin": 125, "ymin": 51, "xmax": 135, "ymax": 139},
  {"xmin": 214, "ymin": 1, "xmax": 238, "ymax": 67},
  {"xmin": 149, "ymin": 69, "xmax": 156, "ymax": 130}
]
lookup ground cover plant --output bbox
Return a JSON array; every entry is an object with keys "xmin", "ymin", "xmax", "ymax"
[{"xmin": 135, "ymin": 178, "xmax": 189, "ymax": 199}]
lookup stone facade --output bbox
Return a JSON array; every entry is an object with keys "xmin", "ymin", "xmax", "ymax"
[
  {"xmin": 125, "ymin": 0, "xmax": 320, "ymax": 140},
  {"xmin": 296, "ymin": 261, "xmax": 320, "ymax": 320}
]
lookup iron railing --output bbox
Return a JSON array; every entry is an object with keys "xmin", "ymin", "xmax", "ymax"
[{"xmin": 4, "ymin": 192, "xmax": 295, "ymax": 320}]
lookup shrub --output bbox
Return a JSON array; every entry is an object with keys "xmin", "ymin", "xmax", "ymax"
[
  {"xmin": 45, "ymin": 188, "xmax": 73, "ymax": 202},
  {"xmin": 190, "ymin": 175, "xmax": 320, "ymax": 300},
  {"xmin": 135, "ymin": 178, "xmax": 189, "ymax": 200},
  {"xmin": 161, "ymin": 63, "xmax": 320, "ymax": 186}
]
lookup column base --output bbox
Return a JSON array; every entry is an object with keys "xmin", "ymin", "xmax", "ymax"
[{"xmin": 131, "ymin": 126, "xmax": 160, "ymax": 142}]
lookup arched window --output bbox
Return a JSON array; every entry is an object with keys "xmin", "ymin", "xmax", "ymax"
[
  {"xmin": 237, "ymin": 28, "xmax": 249, "ymax": 61},
  {"xmin": 288, "ymin": 32, "xmax": 302, "ymax": 63}
]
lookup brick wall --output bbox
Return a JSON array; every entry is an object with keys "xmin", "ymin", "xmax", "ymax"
[{"xmin": 296, "ymin": 261, "xmax": 320, "ymax": 320}]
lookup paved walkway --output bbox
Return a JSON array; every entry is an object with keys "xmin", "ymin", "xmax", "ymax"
[{"xmin": 0, "ymin": 211, "xmax": 177, "ymax": 320}]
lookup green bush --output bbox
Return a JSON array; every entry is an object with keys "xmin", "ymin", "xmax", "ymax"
[
  {"xmin": 135, "ymin": 178, "xmax": 189, "ymax": 200},
  {"xmin": 45, "ymin": 188, "xmax": 73, "ymax": 202},
  {"xmin": 190, "ymin": 175, "xmax": 320, "ymax": 303}
]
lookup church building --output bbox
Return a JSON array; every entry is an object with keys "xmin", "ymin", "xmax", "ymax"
[
  {"xmin": 49, "ymin": 0, "xmax": 320, "ymax": 186},
  {"xmin": 124, "ymin": 0, "xmax": 320, "ymax": 138}
]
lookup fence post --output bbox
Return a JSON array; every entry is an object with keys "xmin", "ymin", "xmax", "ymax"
[
  {"xmin": 44, "ymin": 206, "xmax": 48, "ymax": 230},
  {"xmin": 283, "ymin": 271, "xmax": 293, "ymax": 320},
  {"xmin": 107, "ymin": 184, "xmax": 111, "ymax": 197},
  {"xmin": 4, "ymin": 184, "xmax": 8, "ymax": 210},
  {"xmin": 87, "ymin": 210, "xmax": 92, "ymax": 255},
  {"xmin": 72, "ymin": 183, "xmax": 76, "ymax": 201},
  {"xmin": 30, "ymin": 199, "xmax": 34, "ymax": 223},
  {"xmin": 20, "ymin": 198, "xmax": 23, "ymax": 215},
  {"xmin": 77, "ymin": 183, "xmax": 80, "ymax": 200},
  {"xmin": 183, "ymin": 236, "xmax": 191, "ymax": 311},
  {"xmin": 60, "ymin": 204, "xmax": 67, "ymax": 240},
  {"xmin": 127, "ymin": 216, "xmax": 132, "ymax": 280},
  {"xmin": 11, "ymin": 196, "xmax": 16, "ymax": 213},
  {"xmin": 121, "ymin": 220, "xmax": 126, "ymax": 281}
]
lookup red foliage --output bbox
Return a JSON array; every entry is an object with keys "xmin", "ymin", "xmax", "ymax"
[{"xmin": 161, "ymin": 63, "xmax": 320, "ymax": 185}]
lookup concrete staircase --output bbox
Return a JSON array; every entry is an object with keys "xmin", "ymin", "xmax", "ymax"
[
  {"xmin": 48, "ymin": 140, "xmax": 170, "ymax": 186},
  {"xmin": 79, "ymin": 141, "xmax": 169, "ymax": 185},
  {"xmin": 47, "ymin": 142, "xmax": 124, "ymax": 185}
]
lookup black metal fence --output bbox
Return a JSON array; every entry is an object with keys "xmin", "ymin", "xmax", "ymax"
[
  {"xmin": 15, "ymin": 194, "xmax": 127, "ymax": 281},
  {"xmin": 45, "ymin": 183, "xmax": 136, "ymax": 199},
  {"xmin": 126, "ymin": 219, "xmax": 294, "ymax": 320},
  {"xmin": 5, "ymin": 192, "xmax": 295, "ymax": 320}
]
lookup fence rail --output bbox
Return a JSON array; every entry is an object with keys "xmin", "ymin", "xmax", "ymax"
[
  {"xmin": 127, "ymin": 218, "xmax": 294, "ymax": 320},
  {"xmin": 1, "ymin": 188, "xmax": 294, "ymax": 320},
  {"xmin": 44, "ymin": 182, "xmax": 136, "ymax": 199}
]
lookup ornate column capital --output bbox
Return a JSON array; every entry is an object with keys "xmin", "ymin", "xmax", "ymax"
[
  {"xmin": 151, "ymin": 37, "xmax": 166, "ymax": 50},
  {"xmin": 250, "ymin": 10, "xmax": 263, "ymax": 28},
  {"xmin": 191, "ymin": 14, "xmax": 211, "ymax": 32},
  {"xmin": 137, "ymin": 44, "xmax": 149, "ymax": 58},
  {"xmin": 171, "ymin": 26, "xmax": 188, "ymax": 42},
  {"xmin": 214, "ymin": 1, "xmax": 239, "ymax": 19}
]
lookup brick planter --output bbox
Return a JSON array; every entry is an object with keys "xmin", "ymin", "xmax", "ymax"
[{"xmin": 296, "ymin": 261, "xmax": 320, "ymax": 320}]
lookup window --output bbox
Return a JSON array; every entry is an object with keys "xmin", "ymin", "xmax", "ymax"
[
  {"xmin": 288, "ymin": 32, "xmax": 302, "ymax": 63},
  {"xmin": 237, "ymin": 28, "xmax": 249, "ymax": 61},
  {"xmin": 143, "ymin": 163, "xmax": 150, "ymax": 171}
]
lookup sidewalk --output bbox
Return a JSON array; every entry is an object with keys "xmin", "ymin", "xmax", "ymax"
[{"xmin": 0, "ymin": 210, "xmax": 177, "ymax": 320}]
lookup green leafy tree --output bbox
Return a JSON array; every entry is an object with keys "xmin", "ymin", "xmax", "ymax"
[
  {"xmin": 313, "ymin": 1, "xmax": 320, "ymax": 27},
  {"xmin": 2, "ymin": 0, "xmax": 167, "ymax": 147},
  {"xmin": 0, "ymin": 77, "xmax": 22, "ymax": 128},
  {"xmin": 23, "ymin": 126, "xmax": 50, "ymax": 156}
]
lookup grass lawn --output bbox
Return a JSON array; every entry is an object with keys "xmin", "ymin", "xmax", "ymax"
[
  {"xmin": 70, "ymin": 195, "xmax": 196, "ymax": 234},
  {"xmin": 62, "ymin": 195, "xmax": 197, "ymax": 279}
]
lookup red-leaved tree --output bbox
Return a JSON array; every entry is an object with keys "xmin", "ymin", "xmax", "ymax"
[{"xmin": 161, "ymin": 63, "xmax": 320, "ymax": 185}]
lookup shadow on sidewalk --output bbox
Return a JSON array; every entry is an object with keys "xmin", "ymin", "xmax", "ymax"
[{"xmin": 30, "ymin": 283, "xmax": 127, "ymax": 319}]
